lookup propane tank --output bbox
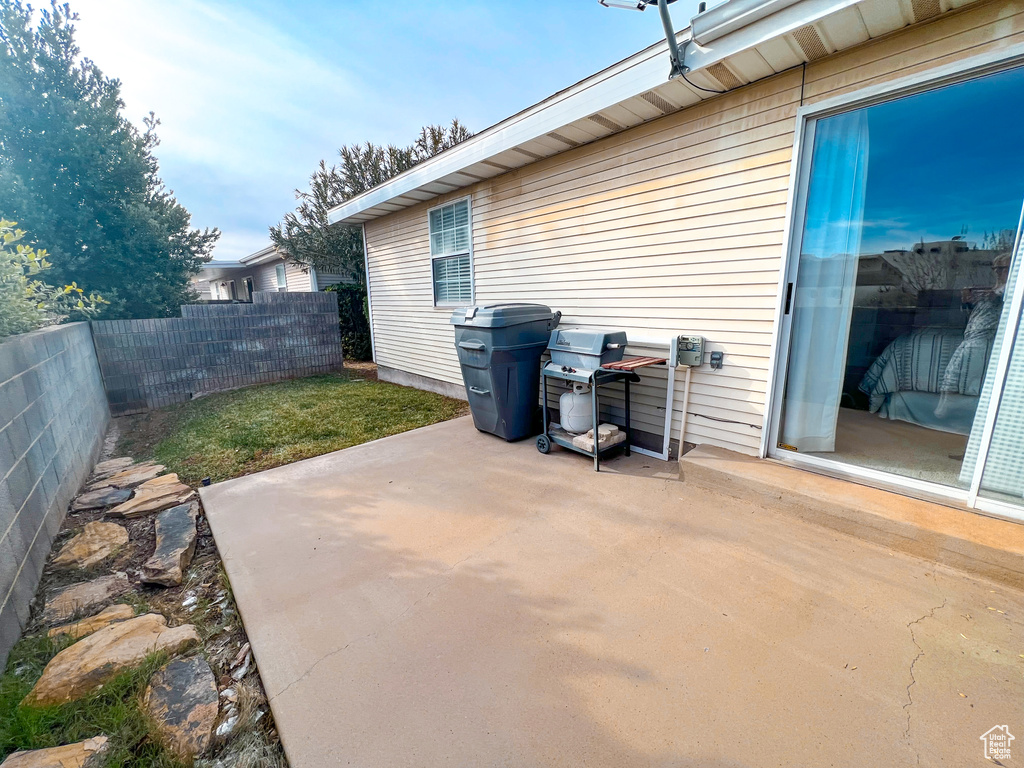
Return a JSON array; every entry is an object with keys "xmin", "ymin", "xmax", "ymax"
[{"xmin": 559, "ymin": 383, "xmax": 593, "ymax": 434}]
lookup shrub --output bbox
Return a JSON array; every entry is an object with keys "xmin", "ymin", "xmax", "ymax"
[
  {"xmin": 324, "ymin": 282, "xmax": 372, "ymax": 361},
  {"xmin": 0, "ymin": 220, "xmax": 104, "ymax": 339}
]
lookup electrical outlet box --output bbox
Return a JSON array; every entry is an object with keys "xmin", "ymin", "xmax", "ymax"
[{"xmin": 676, "ymin": 335, "xmax": 704, "ymax": 367}]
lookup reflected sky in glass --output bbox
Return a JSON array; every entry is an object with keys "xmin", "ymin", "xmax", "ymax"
[{"xmin": 856, "ymin": 65, "xmax": 1024, "ymax": 254}]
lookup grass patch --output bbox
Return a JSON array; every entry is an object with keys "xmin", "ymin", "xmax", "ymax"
[
  {"xmin": 118, "ymin": 371, "xmax": 466, "ymax": 484},
  {"xmin": 0, "ymin": 636, "xmax": 183, "ymax": 766}
]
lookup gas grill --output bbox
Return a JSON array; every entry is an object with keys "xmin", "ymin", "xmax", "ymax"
[{"xmin": 538, "ymin": 328, "xmax": 667, "ymax": 471}]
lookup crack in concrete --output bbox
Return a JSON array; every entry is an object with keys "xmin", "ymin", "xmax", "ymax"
[
  {"xmin": 903, "ymin": 597, "xmax": 947, "ymax": 746},
  {"xmin": 269, "ymin": 588, "xmax": 436, "ymax": 703}
]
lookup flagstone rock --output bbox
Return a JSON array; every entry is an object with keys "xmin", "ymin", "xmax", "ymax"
[
  {"xmin": 107, "ymin": 474, "xmax": 194, "ymax": 519},
  {"xmin": 87, "ymin": 461, "xmax": 164, "ymax": 492},
  {"xmin": 70, "ymin": 486, "xmax": 132, "ymax": 512},
  {"xmin": 143, "ymin": 656, "xmax": 218, "ymax": 759},
  {"xmin": 142, "ymin": 503, "xmax": 198, "ymax": 587},
  {"xmin": 22, "ymin": 614, "xmax": 200, "ymax": 707},
  {"xmin": 52, "ymin": 522, "xmax": 129, "ymax": 569},
  {"xmin": 91, "ymin": 457, "xmax": 133, "ymax": 479},
  {"xmin": 0, "ymin": 736, "xmax": 108, "ymax": 768},
  {"xmin": 48, "ymin": 604, "xmax": 135, "ymax": 641},
  {"xmin": 41, "ymin": 573, "xmax": 130, "ymax": 625}
]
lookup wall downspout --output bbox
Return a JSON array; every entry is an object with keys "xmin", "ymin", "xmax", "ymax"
[{"xmin": 361, "ymin": 223, "xmax": 376, "ymax": 363}]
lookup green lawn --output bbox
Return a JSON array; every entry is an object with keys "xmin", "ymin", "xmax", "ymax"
[
  {"xmin": 0, "ymin": 370, "xmax": 465, "ymax": 766},
  {"xmin": 118, "ymin": 371, "xmax": 467, "ymax": 484}
]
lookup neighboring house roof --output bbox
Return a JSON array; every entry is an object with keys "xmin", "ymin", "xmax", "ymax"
[
  {"xmin": 327, "ymin": 0, "xmax": 979, "ymax": 227},
  {"xmin": 197, "ymin": 260, "xmax": 247, "ymax": 281},
  {"xmin": 239, "ymin": 245, "xmax": 283, "ymax": 266},
  {"xmin": 197, "ymin": 247, "xmax": 285, "ymax": 280}
]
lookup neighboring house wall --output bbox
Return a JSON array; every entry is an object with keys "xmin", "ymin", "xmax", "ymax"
[
  {"xmin": 364, "ymin": 1, "xmax": 1023, "ymax": 456},
  {"xmin": 92, "ymin": 292, "xmax": 344, "ymax": 416},
  {"xmin": 197, "ymin": 258, "xmax": 332, "ymax": 299},
  {"xmin": 250, "ymin": 259, "xmax": 315, "ymax": 293},
  {"xmin": 0, "ymin": 323, "xmax": 110, "ymax": 668}
]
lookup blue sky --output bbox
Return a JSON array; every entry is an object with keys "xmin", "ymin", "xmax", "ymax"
[{"xmin": 73, "ymin": 0, "xmax": 701, "ymax": 261}]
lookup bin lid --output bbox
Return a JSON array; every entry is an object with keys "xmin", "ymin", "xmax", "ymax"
[{"xmin": 450, "ymin": 303, "xmax": 555, "ymax": 328}]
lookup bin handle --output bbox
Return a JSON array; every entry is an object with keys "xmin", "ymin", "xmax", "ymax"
[
  {"xmin": 459, "ymin": 340, "xmax": 486, "ymax": 351},
  {"xmin": 469, "ymin": 386, "xmax": 491, "ymax": 396}
]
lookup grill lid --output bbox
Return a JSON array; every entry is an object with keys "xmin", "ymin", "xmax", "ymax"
[
  {"xmin": 450, "ymin": 303, "xmax": 556, "ymax": 328},
  {"xmin": 548, "ymin": 328, "xmax": 628, "ymax": 355}
]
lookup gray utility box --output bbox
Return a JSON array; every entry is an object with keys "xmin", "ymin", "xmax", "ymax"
[
  {"xmin": 451, "ymin": 303, "xmax": 561, "ymax": 441},
  {"xmin": 548, "ymin": 328, "xmax": 627, "ymax": 370}
]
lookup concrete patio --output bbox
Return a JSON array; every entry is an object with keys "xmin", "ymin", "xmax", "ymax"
[{"xmin": 201, "ymin": 416, "xmax": 1024, "ymax": 767}]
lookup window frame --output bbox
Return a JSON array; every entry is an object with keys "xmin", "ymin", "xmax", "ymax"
[
  {"xmin": 760, "ymin": 43, "xmax": 1024, "ymax": 519},
  {"xmin": 427, "ymin": 195, "xmax": 474, "ymax": 307},
  {"xmin": 275, "ymin": 263, "xmax": 287, "ymax": 292}
]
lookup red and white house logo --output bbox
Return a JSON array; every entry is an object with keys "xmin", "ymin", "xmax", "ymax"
[{"xmin": 980, "ymin": 725, "xmax": 1014, "ymax": 760}]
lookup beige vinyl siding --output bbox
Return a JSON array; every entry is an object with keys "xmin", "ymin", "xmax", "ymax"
[
  {"xmin": 316, "ymin": 272, "xmax": 351, "ymax": 287},
  {"xmin": 250, "ymin": 259, "xmax": 316, "ymax": 293},
  {"xmin": 193, "ymin": 280, "xmax": 214, "ymax": 300},
  {"xmin": 364, "ymin": 0, "xmax": 1024, "ymax": 456}
]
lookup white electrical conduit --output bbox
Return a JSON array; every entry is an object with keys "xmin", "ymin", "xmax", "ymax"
[{"xmin": 676, "ymin": 365, "xmax": 693, "ymax": 455}]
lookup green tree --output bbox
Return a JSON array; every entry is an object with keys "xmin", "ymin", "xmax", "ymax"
[
  {"xmin": 270, "ymin": 119, "xmax": 473, "ymax": 283},
  {"xmin": 0, "ymin": 1, "xmax": 218, "ymax": 319},
  {"xmin": 0, "ymin": 219, "xmax": 104, "ymax": 339}
]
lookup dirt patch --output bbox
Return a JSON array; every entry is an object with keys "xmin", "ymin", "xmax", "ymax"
[
  {"xmin": 343, "ymin": 359, "xmax": 378, "ymax": 382},
  {"xmin": 114, "ymin": 407, "xmax": 182, "ymax": 463}
]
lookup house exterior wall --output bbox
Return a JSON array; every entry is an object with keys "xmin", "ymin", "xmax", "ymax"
[
  {"xmin": 362, "ymin": 0, "xmax": 1024, "ymax": 456},
  {"xmin": 0, "ymin": 323, "xmax": 110, "ymax": 668}
]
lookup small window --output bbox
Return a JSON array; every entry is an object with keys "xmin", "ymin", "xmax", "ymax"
[
  {"xmin": 243, "ymin": 277, "xmax": 254, "ymax": 299},
  {"xmin": 275, "ymin": 263, "xmax": 287, "ymax": 291},
  {"xmin": 429, "ymin": 199, "xmax": 472, "ymax": 306}
]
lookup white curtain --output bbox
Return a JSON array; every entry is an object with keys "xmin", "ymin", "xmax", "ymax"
[{"xmin": 780, "ymin": 111, "xmax": 870, "ymax": 453}]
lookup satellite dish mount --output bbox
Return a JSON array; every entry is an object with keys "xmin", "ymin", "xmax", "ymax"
[{"xmin": 599, "ymin": 0, "xmax": 705, "ymax": 80}]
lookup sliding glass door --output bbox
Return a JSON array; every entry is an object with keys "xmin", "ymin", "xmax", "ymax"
[{"xmin": 771, "ymin": 61, "xmax": 1024, "ymax": 512}]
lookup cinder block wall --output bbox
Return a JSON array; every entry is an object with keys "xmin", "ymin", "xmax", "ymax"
[
  {"xmin": 92, "ymin": 291, "xmax": 344, "ymax": 416},
  {"xmin": 0, "ymin": 323, "xmax": 110, "ymax": 666}
]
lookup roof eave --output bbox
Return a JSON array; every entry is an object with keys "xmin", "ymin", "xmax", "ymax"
[{"xmin": 327, "ymin": 0, "xmax": 965, "ymax": 226}]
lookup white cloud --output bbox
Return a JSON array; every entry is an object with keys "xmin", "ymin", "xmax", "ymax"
[
  {"xmin": 68, "ymin": 0, "xmax": 669, "ymax": 261},
  {"xmin": 72, "ymin": 0, "xmax": 366, "ymax": 257}
]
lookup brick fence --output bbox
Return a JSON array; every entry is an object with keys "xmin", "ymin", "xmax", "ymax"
[
  {"xmin": 92, "ymin": 292, "xmax": 343, "ymax": 416},
  {"xmin": 0, "ymin": 323, "xmax": 109, "ymax": 667}
]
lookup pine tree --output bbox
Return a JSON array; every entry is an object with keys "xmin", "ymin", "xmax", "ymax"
[{"xmin": 0, "ymin": 1, "xmax": 218, "ymax": 318}]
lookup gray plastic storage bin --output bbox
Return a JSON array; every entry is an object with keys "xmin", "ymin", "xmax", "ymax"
[{"xmin": 451, "ymin": 303, "xmax": 561, "ymax": 441}]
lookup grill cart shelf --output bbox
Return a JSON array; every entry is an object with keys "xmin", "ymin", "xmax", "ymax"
[{"xmin": 538, "ymin": 356, "xmax": 666, "ymax": 471}]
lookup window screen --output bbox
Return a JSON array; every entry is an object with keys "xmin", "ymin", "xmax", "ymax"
[
  {"xmin": 275, "ymin": 263, "xmax": 287, "ymax": 291},
  {"xmin": 429, "ymin": 199, "xmax": 472, "ymax": 305}
]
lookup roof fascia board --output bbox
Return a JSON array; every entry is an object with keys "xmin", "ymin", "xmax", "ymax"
[
  {"xmin": 327, "ymin": 0, "xmax": 861, "ymax": 226},
  {"xmin": 328, "ymin": 41, "xmax": 671, "ymax": 225},
  {"xmin": 240, "ymin": 248, "xmax": 282, "ymax": 265}
]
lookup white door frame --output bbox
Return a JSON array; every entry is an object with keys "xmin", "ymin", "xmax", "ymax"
[{"xmin": 761, "ymin": 43, "xmax": 1024, "ymax": 520}]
